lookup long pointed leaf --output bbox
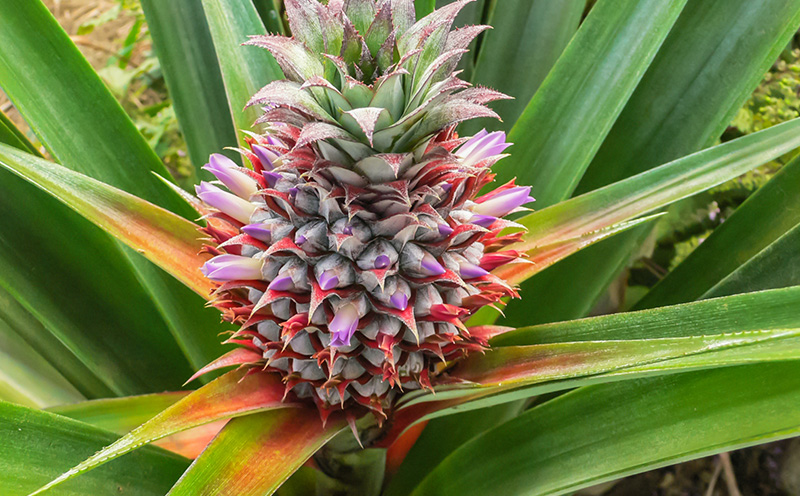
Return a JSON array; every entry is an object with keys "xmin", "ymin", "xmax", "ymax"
[
  {"xmin": 387, "ymin": 286, "xmax": 800, "ymax": 435},
  {"xmin": 499, "ymin": 0, "xmax": 688, "ymax": 207},
  {"xmin": 500, "ymin": 0, "xmax": 800, "ymax": 327},
  {"xmin": 0, "ymin": 285, "xmax": 109, "ymax": 399},
  {"xmin": 0, "ymin": 0, "xmax": 226, "ymax": 375},
  {"xmin": 497, "ymin": 117, "xmax": 800, "ymax": 285},
  {"xmin": 0, "ymin": 144, "xmax": 214, "ymax": 297},
  {"xmin": 0, "ymin": 110, "xmax": 40, "ymax": 157},
  {"xmin": 141, "ymin": 0, "xmax": 240, "ymax": 178},
  {"xmin": 408, "ymin": 361, "xmax": 800, "ymax": 496},
  {"xmin": 167, "ymin": 409, "xmax": 345, "ymax": 496},
  {"xmin": 29, "ymin": 369, "xmax": 294, "ymax": 496},
  {"xmin": 201, "ymin": 0, "xmax": 283, "ymax": 143},
  {"xmin": 0, "ymin": 401, "xmax": 189, "ymax": 496},
  {"xmin": 0, "ymin": 316, "xmax": 84, "ymax": 408},
  {"xmin": 0, "ymin": 171, "xmax": 194, "ymax": 395},
  {"xmin": 495, "ymin": 285, "xmax": 800, "ymax": 346},
  {"xmin": 639, "ymin": 150, "xmax": 800, "ymax": 308},
  {"xmin": 49, "ymin": 393, "xmax": 226, "ymax": 459},
  {"xmin": 461, "ymin": 0, "xmax": 584, "ymax": 135},
  {"xmin": 704, "ymin": 222, "xmax": 800, "ymax": 298}
]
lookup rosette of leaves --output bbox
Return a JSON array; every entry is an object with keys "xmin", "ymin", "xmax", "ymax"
[{"xmin": 1, "ymin": 1, "xmax": 800, "ymax": 496}]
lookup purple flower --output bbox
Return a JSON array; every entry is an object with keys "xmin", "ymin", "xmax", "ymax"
[
  {"xmin": 456, "ymin": 130, "xmax": 512, "ymax": 167},
  {"xmin": 390, "ymin": 291, "xmax": 409, "ymax": 311},
  {"xmin": 420, "ymin": 252, "xmax": 446, "ymax": 276},
  {"xmin": 459, "ymin": 262, "xmax": 489, "ymax": 279},
  {"xmin": 268, "ymin": 275, "xmax": 294, "ymax": 291},
  {"xmin": 195, "ymin": 182, "xmax": 257, "ymax": 224},
  {"xmin": 473, "ymin": 186, "xmax": 535, "ymax": 218},
  {"xmin": 241, "ymin": 224, "xmax": 271, "ymax": 243},
  {"xmin": 251, "ymin": 144, "xmax": 279, "ymax": 170},
  {"xmin": 329, "ymin": 303, "xmax": 360, "ymax": 348},
  {"xmin": 201, "ymin": 254, "xmax": 263, "ymax": 282},
  {"xmin": 318, "ymin": 270, "xmax": 339, "ymax": 290},
  {"xmin": 202, "ymin": 154, "xmax": 259, "ymax": 198}
]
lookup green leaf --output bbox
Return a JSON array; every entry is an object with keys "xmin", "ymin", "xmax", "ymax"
[
  {"xmin": 577, "ymin": 0, "xmax": 800, "ymax": 194},
  {"xmin": 140, "ymin": 0, "xmax": 240, "ymax": 178},
  {"xmin": 638, "ymin": 152, "xmax": 800, "ymax": 308},
  {"xmin": 166, "ymin": 409, "xmax": 345, "ymax": 496},
  {"xmin": 0, "ymin": 0, "xmax": 188, "ymax": 213},
  {"xmin": 497, "ymin": 117, "xmax": 800, "ymax": 285},
  {"xmin": 0, "ymin": 170, "xmax": 194, "ymax": 395},
  {"xmin": 415, "ymin": 0, "xmax": 436, "ymax": 18},
  {"xmin": 253, "ymin": 0, "xmax": 287, "ymax": 35},
  {"xmin": 494, "ymin": 285, "xmax": 800, "ymax": 346},
  {"xmin": 201, "ymin": 0, "xmax": 284, "ymax": 144},
  {"xmin": 704, "ymin": 222, "xmax": 800, "ymax": 298},
  {"xmin": 0, "ymin": 144, "xmax": 214, "ymax": 297},
  {"xmin": 384, "ymin": 402, "xmax": 526, "ymax": 496},
  {"xmin": 408, "ymin": 362, "xmax": 800, "ymax": 496},
  {"xmin": 0, "ymin": 110, "xmax": 40, "ymax": 157},
  {"xmin": 392, "ymin": 286, "xmax": 800, "ymax": 423},
  {"xmin": 48, "ymin": 393, "xmax": 189, "ymax": 435},
  {"xmin": 500, "ymin": 0, "xmax": 688, "ymax": 208},
  {"xmin": 500, "ymin": 0, "xmax": 800, "ymax": 327},
  {"xmin": 0, "ymin": 316, "xmax": 84, "ymax": 408},
  {"xmin": 0, "ymin": 0, "xmax": 226, "ymax": 376},
  {"xmin": 29, "ymin": 369, "xmax": 295, "ymax": 496},
  {"xmin": 461, "ymin": 0, "xmax": 584, "ymax": 135},
  {"xmin": 0, "ymin": 401, "xmax": 188, "ymax": 496},
  {"xmin": 47, "ymin": 392, "xmax": 226, "ymax": 459},
  {"xmin": 404, "ymin": 329, "xmax": 800, "ymax": 416}
]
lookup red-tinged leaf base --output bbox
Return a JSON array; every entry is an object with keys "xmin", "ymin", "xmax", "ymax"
[
  {"xmin": 166, "ymin": 408, "xmax": 347, "ymax": 496},
  {"xmin": 29, "ymin": 368, "xmax": 298, "ymax": 496}
]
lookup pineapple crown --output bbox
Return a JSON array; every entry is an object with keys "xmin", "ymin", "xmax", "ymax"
[
  {"xmin": 243, "ymin": 0, "xmax": 510, "ymax": 156},
  {"xmin": 193, "ymin": 0, "xmax": 533, "ymax": 419}
]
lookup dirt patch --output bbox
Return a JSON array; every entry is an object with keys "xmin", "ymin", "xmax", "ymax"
[{"xmin": 0, "ymin": 0, "xmax": 147, "ymax": 138}]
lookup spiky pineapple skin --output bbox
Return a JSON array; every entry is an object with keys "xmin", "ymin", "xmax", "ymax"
[{"xmin": 196, "ymin": 0, "xmax": 530, "ymax": 417}]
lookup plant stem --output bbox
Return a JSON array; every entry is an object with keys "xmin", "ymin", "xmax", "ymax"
[{"xmin": 314, "ymin": 429, "xmax": 386, "ymax": 496}]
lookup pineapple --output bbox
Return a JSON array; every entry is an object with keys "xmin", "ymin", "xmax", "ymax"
[{"xmin": 195, "ymin": 0, "xmax": 533, "ymax": 418}]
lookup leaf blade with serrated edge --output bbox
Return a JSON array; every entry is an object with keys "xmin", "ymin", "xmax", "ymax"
[
  {"xmin": 497, "ymin": 117, "xmax": 800, "ymax": 285},
  {"xmin": 166, "ymin": 409, "xmax": 345, "ymax": 496},
  {"xmin": 28, "ymin": 369, "xmax": 295, "ymax": 496},
  {"xmin": 0, "ymin": 144, "xmax": 214, "ymax": 297}
]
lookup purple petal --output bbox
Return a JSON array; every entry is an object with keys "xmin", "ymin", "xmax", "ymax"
[
  {"xmin": 342, "ymin": 224, "xmax": 354, "ymax": 235},
  {"xmin": 470, "ymin": 214, "xmax": 497, "ymax": 228},
  {"xmin": 242, "ymin": 224, "xmax": 271, "ymax": 243},
  {"xmin": 459, "ymin": 262, "xmax": 489, "ymax": 279},
  {"xmin": 268, "ymin": 275, "xmax": 294, "ymax": 291},
  {"xmin": 420, "ymin": 252, "xmax": 446, "ymax": 276},
  {"xmin": 251, "ymin": 144, "xmax": 276, "ymax": 170},
  {"xmin": 263, "ymin": 171, "xmax": 283, "ymax": 187},
  {"xmin": 201, "ymin": 254, "xmax": 262, "ymax": 282},
  {"xmin": 195, "ymin": 182, "xmax": 256, "ymax": 224},
  {"xmin": 318, "ymin": 270, "xmax": 339, "ymax": 290},
  {"xmin": 456, "ymin": 130, "xmax": 512, "ymax": 166},
  {"xmin": 374, "ymin": 254, "xmax": 391, "ymax": 269},
  {"xmin": 390, "ymin": 291, "xmax": 409, "ymax": 311},
  {"xmin": 456, "ymin": 129, "xmax": 488, "ymax": 157},
  {"xmin": 295, "ymin": 234, "xmax": 307, "ymax": 245},
  {"xmin": 202, "ymin": 154, "xmax": 258, "ymax": 198},
  {"xmin": 474, "ymin": 186, "xmax": 534, "ymax": 218},
  {"xmin": 329, "ymin": 304, "xmax": 359, "ymax": 348},
  {"xmin": 438, "ymin": 223, "xmax": 454, "ymax": 237}
]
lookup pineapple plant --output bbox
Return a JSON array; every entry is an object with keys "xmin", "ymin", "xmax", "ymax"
[{"xmin": 1, "ymin": 0, "xmax": 800, "ymax": 495}]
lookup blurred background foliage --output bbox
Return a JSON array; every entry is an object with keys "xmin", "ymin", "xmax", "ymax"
[{"xmin": 3, "ymin": 1, "xmax": 800, "ymax": 494}]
